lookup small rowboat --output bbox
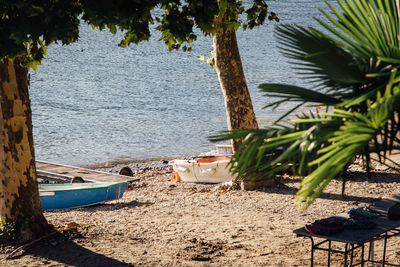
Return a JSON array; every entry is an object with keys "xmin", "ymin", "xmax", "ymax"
[
  {"xmin": 170, "ymin": 156, "xmax": 236, "ymax": 183},
  {"xmin": 39, "ymin": 181, "xmax": 128, "ymax": 210}
]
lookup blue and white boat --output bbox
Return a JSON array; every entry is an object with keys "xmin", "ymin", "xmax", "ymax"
[{"xmin": 39, "ymin": 181, "xmax": 128, "ymax": 210}]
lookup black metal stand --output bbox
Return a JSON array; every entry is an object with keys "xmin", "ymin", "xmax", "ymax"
[{"xmin": 303, "ymin": 229, "xmax": 400, "ymax": 267}]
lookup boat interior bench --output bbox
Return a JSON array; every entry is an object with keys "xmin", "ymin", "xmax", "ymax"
[{"xmin": 293, "ymin": 195, "xmax": 400, "ymax": 267}]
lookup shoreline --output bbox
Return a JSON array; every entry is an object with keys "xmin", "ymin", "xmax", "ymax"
[
  {"xmin": 82, "ymin": 155, "xmax": 181, "ymax": 169},
  {"xmin": 83, "ymin": 154, "xmax": 196, "ymax": 175},
  {"xmin": 82, "ymin": 147, "xmax": 226, "ymax": 172}
]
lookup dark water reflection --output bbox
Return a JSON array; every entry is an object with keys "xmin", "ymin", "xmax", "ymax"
[{"xmin": 30, "ymin": 0, "xmax": 338, "ymax": 165}]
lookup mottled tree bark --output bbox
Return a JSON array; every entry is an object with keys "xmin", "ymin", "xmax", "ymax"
[
  {"xmin": 0, "ymin": 58, "xmax": 49, "ymax": 243},
  {"xmin": 212, "ymin": 17, "xmax": 259, "ymax": 152}
]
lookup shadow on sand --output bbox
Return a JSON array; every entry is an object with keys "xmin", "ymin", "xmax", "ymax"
[
  {"xmin": 260, "ymin": 183, "xmax": 380, "ymax": 205},
  {"xmin": 8, "ymin": 199, "xmax": 156, "ymax": 266},
  {"xmin": 10, "ymin": 232, "xmax": 135, "ymax": 267},
  {"xmin": 256, "ymin": 170, "xmax": 400, "ymax": 205}
]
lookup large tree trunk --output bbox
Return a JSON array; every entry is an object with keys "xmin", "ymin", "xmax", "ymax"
[
  {"xmin": 0, "ymin": 58, "xmax": 49, "ymax": 243},
  {"xmin": 212, "ymin": 17, "xmax": 258, "ymax": 152}
]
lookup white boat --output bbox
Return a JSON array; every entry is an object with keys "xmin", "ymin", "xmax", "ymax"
[{"xmin": 170, "ymin": 156, "xmax": 236, "ymax": 183}]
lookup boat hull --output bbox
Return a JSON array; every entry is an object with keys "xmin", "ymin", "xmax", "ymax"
[
  {"xmin": 39, "ymin": 182, "xmax": 127, "ymax": 210},
  {"xmin": 171, "ymin": 156, "xmax": 236, "ymax": 183}
]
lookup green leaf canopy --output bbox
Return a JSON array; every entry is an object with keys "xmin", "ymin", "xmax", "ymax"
[{"xmin": 1, "ymin": 0, "xmax": 275, "ymax": 68}]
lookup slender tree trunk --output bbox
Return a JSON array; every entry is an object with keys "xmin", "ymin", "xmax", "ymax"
[
  {"xmin": 211, "ymin": 17, "xmax": 258, "ymax": 152},
  {"xmin": 0, "ymin": 58, "xmax": 49, "ymax": 243}
]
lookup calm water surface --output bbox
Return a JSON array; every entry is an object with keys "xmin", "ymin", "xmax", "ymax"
[{"xmin": 30, "ymin": 0, "xmax": 337, "ymax": 165}]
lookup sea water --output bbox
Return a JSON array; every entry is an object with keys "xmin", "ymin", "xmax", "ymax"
[{"xmin": 30, "ymin": 0, "xmax": 337, "ymax": 165}]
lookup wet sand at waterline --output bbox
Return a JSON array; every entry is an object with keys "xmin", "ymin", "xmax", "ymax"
[{"xmin": 2, "ymin": 158, "xmax": 400, "ymax": 266}]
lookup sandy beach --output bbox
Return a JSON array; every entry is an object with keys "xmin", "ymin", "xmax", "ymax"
[{"xmin": 2, "ymin": 158, "xmax": 400, "ymax": 266}]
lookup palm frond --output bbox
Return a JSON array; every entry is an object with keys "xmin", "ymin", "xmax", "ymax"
[
  {"xmin": 297, "ymin": 72, "xmax": 400, "ymax": 209},
  {"xmin": 321, "ymin": 0, "xmax": 400, "ymax": 60},
  {"xmin": 259, "ymin": 84, "xmax": 341, "ymax": 104},
  {"xmin": 275, "ymin": 24, "xmax": 367, "ymax": 89}
]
